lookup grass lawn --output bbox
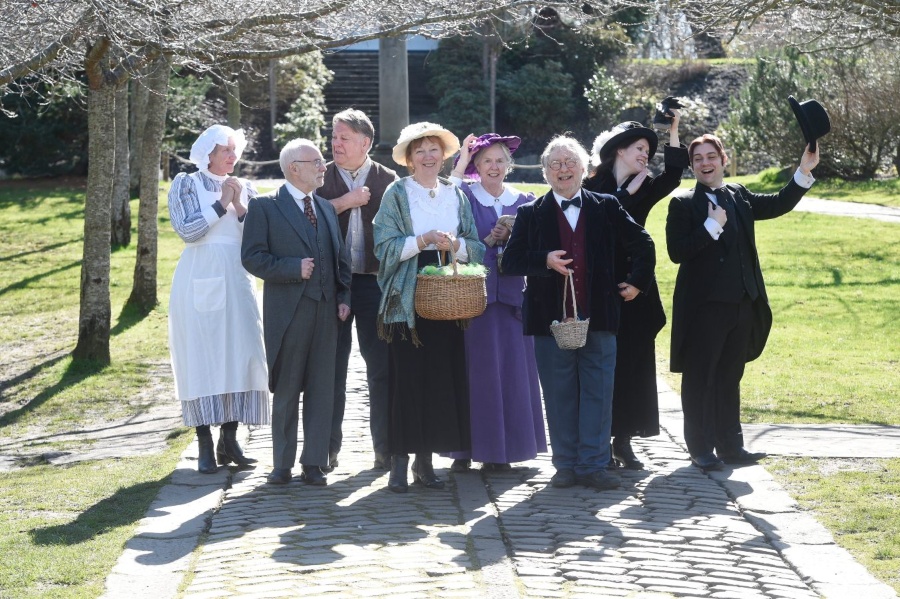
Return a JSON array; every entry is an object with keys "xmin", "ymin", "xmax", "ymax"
[{"xmin": 0, "ymin": 175, "xmax": 897, "ymax": 596}]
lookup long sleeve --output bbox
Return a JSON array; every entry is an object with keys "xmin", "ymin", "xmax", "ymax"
[{"xmin": 168, "ymin": 173, "xmax": 222, "ymax": 243}]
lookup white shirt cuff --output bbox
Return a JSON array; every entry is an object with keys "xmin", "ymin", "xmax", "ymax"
[
  {"xmin": 400, "ymin": 236, "xmax": 420, "ymax": 261},
  {"xmin": 704, "ymin": 217, "xmax": 723, "ymax": 240},
  {"xmin": 455, "ymin": 238, "xmax": 469, "ymax": 262},
  {"xmin": 448, "ymin": 175, "xmax": 464, "ymax": 186},
  {"xmin": 202, "ymin": 202, "xmax": 222, "ymax": 226},
  {"xmin": 794, "ymin": 168, "xmax": 815, "ymax": 189}
]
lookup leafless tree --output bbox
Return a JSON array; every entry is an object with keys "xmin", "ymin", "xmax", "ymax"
[
  {"xmin": 668, "ymin": 0, "xmax": 900, "ymax": 50},
  {"xmin": 1, "ymin": 0, "xmax": 647, "ymax": 364}
]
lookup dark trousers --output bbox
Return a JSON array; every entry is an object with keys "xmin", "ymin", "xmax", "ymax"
[
  {"xmin": 331, "ymin": 274, "xmax": 390, "ymax": 456},
  {"xmin": 271, "ymin": 295, "xmax": 337, "ymax": 469},
  {"xmin": 680, "ymin": 297, "xmax": 754, "ymax": 458}
]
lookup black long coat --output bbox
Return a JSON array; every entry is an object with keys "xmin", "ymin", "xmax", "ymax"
[
  {"xmin": 583, "ymin": 143, "xmax": 688, "ymax": 437},
  {"xmin": 666, "ymin": 179, "xmax": 808, "ymax": 373}
]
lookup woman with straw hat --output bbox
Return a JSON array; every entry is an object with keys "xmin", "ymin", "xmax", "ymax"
[{"xmin": 373, "ymin": 122, "xmax": 485, "ymax": 493}]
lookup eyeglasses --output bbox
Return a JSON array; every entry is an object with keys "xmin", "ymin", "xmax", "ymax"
[
  {"xmin": 293, "ymin": 159, "xmax": 327, "ymax": 168},
  {"xmin": 548, "ymin": 158, "xmax": 579, "ymax": 171}
]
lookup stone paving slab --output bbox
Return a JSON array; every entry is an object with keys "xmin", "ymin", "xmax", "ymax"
[{"xmin": 102, "ymin": 338, "xmax": 899, "ymax": 598}]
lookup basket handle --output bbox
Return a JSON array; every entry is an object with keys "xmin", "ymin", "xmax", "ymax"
[
  {"xmin": 436, "ymin": 237, "xmax": 459, "ymax": 275},
  {"xmin": 560, "ymin": 269, "xmax": 577, "ymax": 320}
]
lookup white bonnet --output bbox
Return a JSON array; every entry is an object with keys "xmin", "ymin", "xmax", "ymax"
[{"xmin": 189, "ymin": 124, "xmax": 247, "ymax": 171}]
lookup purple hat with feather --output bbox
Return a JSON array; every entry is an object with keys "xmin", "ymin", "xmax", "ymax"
[{"xmin": 454, "ymin": 133, "xmax": 521, "ymax": 179}]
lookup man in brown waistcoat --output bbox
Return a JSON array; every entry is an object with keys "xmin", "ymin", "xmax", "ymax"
[{"xmin": 318, "ymin": 109, "xmax": 399, "ymax": 471}]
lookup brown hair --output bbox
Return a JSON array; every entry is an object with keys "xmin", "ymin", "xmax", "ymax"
[
  {"xmin": 688, "ymin": 134, "xmax": 728, "ymax": 165},
  {"xmin": 405, "ymin": 136, "xmax": 446, "ymax": 172}
]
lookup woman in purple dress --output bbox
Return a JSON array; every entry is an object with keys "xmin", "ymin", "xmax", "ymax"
[{"xmin": 445, "ymin": 133, "xmax": 547, "ymax": 472}]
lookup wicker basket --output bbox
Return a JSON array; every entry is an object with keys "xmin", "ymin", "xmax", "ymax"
[
  {"xmin": 549, "ymin": 271, "xmax": 590, "ymax": 350},
  {"xmin": 415, "ymin": 251, "xmax": 487, "ymax": 321}
]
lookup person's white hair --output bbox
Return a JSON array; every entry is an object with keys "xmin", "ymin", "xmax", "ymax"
[
  {"xmin": 279, "ymin": 138, "xmax": 320, "ymax": 174},
  {"xmin": 541, "ymin": 135, "xmax": 590, "ymax": 182},
  {"xmin": 189, "ymin": 124, "xmax": 247, "ymax": 171}
]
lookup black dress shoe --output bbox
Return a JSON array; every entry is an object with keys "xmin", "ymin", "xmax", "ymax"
[
  {"xmin": 550, "ymin": 468, "xmax": 576, "ymax": 488},
  {"xmin": 299, "ymin": 465, "xmax": 327, "ymax": 486},
  {"xmin": 266, "ymin": 468, "xmax": 292, "ymax": 484},
  {"xmin": 690, "ymin": 454, "xmax": 725, "ymax": 471},
  {"xmin": 576, "ymin": 470, "xmax": 621, "ymax": 490},
  {"xmin": 719, "ymin": 448, "xmax": 767, "ymax": 465}
]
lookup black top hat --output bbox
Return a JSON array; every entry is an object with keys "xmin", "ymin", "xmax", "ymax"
[
  {"xmin": 653, "ymin": 96, "xmax": 684, "ymax": 129},
  {"xmin": 789, "ymin": 96, "xmax": 830, "ymax": 153},
  {"xmin": 594, "ymin": 122, "xmax": 659, "ymax": 165}
]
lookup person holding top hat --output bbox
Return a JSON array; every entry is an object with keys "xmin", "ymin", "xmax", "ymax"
[
  {"xmin": 168, "ymin": 124, "xmax": 270, "ymax": 475},
  {"xmin": 373, "ymin": 122, "xmax": 486, "ymax": 493},
  {"xmin": 441, "ymin": 133, "xmax": 547, "ymax": 473},
  {"xmin": 584, "ymin": 111, "xmax": 689, "ymax": 470},
  {"xmin": 666, "ymin": 126, "xmax": 821, "ymax": 471}
]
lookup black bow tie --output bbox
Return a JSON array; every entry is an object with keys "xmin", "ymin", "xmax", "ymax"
[{"xmin": 561, "ymin": 197, "xmax": 582, "ymax": 211}]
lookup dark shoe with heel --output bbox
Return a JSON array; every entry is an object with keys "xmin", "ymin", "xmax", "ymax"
[
  {"xmin": 612, "ymin": 437, "xmax": 645, "ymax": 470},
  {"xmin": 388, "ymin": 454, "xmax": 409, "ymax": 493},
  {"xmin": 411, "ymin": 454, "xmax": 445, "ymax": 489},
  {"xmin": 216, "ymin": 428, "xmax": 257, "ymax": 467},
  {"xmin": 197, "ymin": 435, "xmax": 218, "ymax": 474}
]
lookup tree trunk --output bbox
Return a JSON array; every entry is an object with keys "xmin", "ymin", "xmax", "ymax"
[
  {"xmin": 129, "ymin": 75, "xmax": 149, "ymax": 195},
  {"xmin": 127, "ymin": 57, "xmax": 169, "ymax": 313},
  {"xmin": 111, "ymin": 83, "xmax": 131, "ymax": 247},
  {"xmin": 269, "ymin": 59, "xmax": 277, "ymax": 151},
  {"xmin": 73, "ymin": 78, "xmax": 115, "ymax": 364}
]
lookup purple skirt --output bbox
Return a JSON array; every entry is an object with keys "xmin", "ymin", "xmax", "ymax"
[{"xmin": 445, "ymin": 302, "xmax": 546, "ymax": 463}]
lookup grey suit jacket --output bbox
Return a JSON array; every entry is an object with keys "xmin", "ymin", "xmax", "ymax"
[{"xmin": 241, "ymin": 185, "xmax": 351, "ymax": 389}]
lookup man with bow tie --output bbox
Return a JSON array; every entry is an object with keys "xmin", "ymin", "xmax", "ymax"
[
  {"xmin": 241, "ymin": 138, "xmax": 352, "ymax": 486},
  {"xmin": 502, "ymin": 135, "xmax": 655, "ymax": 491},
  {"xmin": 666, "ymin": 134, "xmax": 819, "ymax": 471}
]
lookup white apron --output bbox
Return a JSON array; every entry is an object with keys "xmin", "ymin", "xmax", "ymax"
[{"xmin": 168, "ymin": 173, "xmax": 269, "ymax": 425}]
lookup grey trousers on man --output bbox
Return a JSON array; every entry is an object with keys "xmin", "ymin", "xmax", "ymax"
[{"xmin": 271, "ymin": 295, "xmax": 337, "ymax": 469}]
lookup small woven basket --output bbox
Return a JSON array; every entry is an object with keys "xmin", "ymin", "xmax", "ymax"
[
  {"xmin": 549, "ymin": 270, "xmax": 589, "ymax": 350},
  {"xmin": 415, "ymin": 251, "xmax": 487, "ymax": 321}
]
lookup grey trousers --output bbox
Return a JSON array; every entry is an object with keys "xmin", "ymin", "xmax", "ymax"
[{"xmin": 271, "ymin": 295, "xmax": 337, "ymax": 469}]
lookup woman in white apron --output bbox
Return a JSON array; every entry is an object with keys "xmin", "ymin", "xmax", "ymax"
[{"xmin": 168, "ymin": 125, "xmax": 270, "ymax": 474}]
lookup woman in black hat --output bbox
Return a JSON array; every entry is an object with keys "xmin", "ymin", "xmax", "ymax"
[{"xmin": 583, "ymin": 114, "xmax": 689, "ymax": 469}]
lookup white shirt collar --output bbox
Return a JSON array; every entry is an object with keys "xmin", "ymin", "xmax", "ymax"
[{"xmin": 284, "ymin": 181, "xmax": 313, "ymax": 202}]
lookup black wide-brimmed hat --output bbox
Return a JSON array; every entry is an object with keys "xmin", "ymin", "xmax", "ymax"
[
  {"xmin": 591, "ymin": 122, "xmax": 658, "ymax": 167},
  {"xmin": 789, "ymin": 96, "xmax": 830, "ymax": 153}
]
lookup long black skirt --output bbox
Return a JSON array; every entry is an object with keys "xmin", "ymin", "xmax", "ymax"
[
  {"xmin": 387, "ymin": 253, "xmax": 471, "ymax": 454},
  {"xmin": 611, "ymin": 278, "xmax": 664, "ymax": 438}
]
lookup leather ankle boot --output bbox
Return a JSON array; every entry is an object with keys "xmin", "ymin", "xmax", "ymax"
[
  {"xmin": 197, "ymin": 434, "xmax": 217, "ymax": 474},
  {"xmin": 217, "ymin": 427, "xmax": 257, "ymax": 466},
  {"xmin": 388, "ymin": 454, "xmax": 409, "ymax": 493},
  {"xmin": 612, "ymin": 436, "xmax": 645, "ymax": 470},
  {"xmin": 411, "ymin": 453, "xmax": 444, "ymax": 489}
]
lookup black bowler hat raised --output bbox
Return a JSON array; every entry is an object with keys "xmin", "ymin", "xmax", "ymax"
[{"xmin": 789, "ymin": 96, "xmax": 830, "ymax": 153}]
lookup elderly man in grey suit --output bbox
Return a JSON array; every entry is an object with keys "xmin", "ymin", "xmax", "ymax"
[{"xmin": 241, "ymin": 138, "xmax": 352, "ymax": 486}]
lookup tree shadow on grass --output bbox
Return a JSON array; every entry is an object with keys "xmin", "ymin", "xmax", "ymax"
[
  {"xmin": 0, "ymin": 357, "xmax": 106, "ymax": 427},
  {"xmin": 29, "ymin": 477, "xmax": 166, "ymax": 546},
  {"xmin": 110, "ymin": 299, "xmax": 154, "ymax": 337},
  {"xmin": 0, "ymin": 239, "xmax": 82, "ymax": 264},
  {"xmin": 0, "ymin": 260, "xmax": 81, "ymax": 298}
]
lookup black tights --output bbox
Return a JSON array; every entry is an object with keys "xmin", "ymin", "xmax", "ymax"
[{"xmin": 196, "ymin": 421, "xmax": 238, "ymax": 438}]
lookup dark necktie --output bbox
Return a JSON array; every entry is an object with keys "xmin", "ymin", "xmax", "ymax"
[
  {"xmin": 303, "ymin": 195, "xmax": 317, "ymax": 229},
  {"xmin": 561, "ymin": 196, "xmax": 582, "ymax": 211}
]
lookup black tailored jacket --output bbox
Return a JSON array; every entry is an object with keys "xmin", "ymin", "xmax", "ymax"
[
  {"xmin": 501, "ymin": 189, "xmax": 655, "ymax": 337},
  {"xmin": 666, "ymin": 179, "xmax": 808, "ymax": 372}
]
